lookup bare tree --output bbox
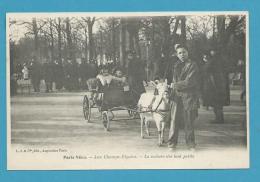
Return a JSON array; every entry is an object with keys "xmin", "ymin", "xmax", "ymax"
[
  {"xmin": 65, "ymin": 17, "xmax": 74, "ymax": 60},
  {"xmin": 40, "ymin": 18, "xmax": 55, "ymax": 61},
  {"xmin": 119, "ymin": 18, "xmax": 126, "ymax": 67},
  {"xmin": 180, "ymin": 16, "xmax": 187, "ymax": 44},
  {"xmin": 216, "ymin": 15, "xmax": 246, "ymax": 53},
  {"xmin": 82, "ymin": 17, "xmax": 96, "ymax": 62},
  {"xmin": 14, "ymin": 18, "xmax": 47, "ymax": 59},
  {"xmin": 53, "ymin": 17, "xmax": 62, "ymax": 63}
]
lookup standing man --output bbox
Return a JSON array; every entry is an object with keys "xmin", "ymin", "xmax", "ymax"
[
  {"xmin": 16, "ymin": 63, "xmax": 23, "ymax": 80},
  {"xmin": 42, "ymin": 59, "xmax": 54, "ymax": 93},
  {"xmin": 64, "ymin": 59, "xmax": 74, "ymax": 91},
  {"xmin": 88, "ymin": 60, "xmax": 98, "ymax": 79},
  {"xmin": 77, "ymin": 58, "xmax": 86, "ymax": 90},
  {"xmin": 168, "ymin": 45, "xmax": 200, "ymax": 151},
  {"xmin": 30, "ymin": 58, "xmax": 42, "ymax": 92},
  {"xmin": 125, "ymin": 50, "xmax": 146, "ymax": 105},
  {"xmin": 237, "ymin": 59, "xmax": 246, "ymax": 101},
  {"xmin": 71, "ymin": 60, "xmax": 79, "ymax": 90},
  {"xmin": 53, "ymin": 59, "xmax": 64, "ymax": 90}
]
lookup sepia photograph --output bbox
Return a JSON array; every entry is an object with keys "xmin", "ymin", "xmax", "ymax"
[{"xmin": 6, "ymin": 12, "xmax": 249, "ymax": 170}]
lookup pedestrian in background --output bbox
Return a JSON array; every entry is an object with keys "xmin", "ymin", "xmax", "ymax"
[
  {"xmin": 209, "ymin": 49, "xmax": 230, "ymax": 123},
  {"xmin": 64, "ymin": 59, "xmax": 74, "ymax": 91},
  {"xmin": 237, "ymin": 59, "xmax": 246, "ymax": 101},
  {"xmin": 125, "ymin": 50, "xmax": 146, "ymax": 105},
  {"xmin": 42, "ymin": 59, "xmax": 54, "ymax": 93},
  {"xmin": 88, "ymin": 60, "xmax": 98, "ymax": 79},
  {"xmin": 53, "ymin": 60, "xmax": 64, "ymax": 90},
  {"xmin": 77, "ymin": 58, "xmax": 86, "ymax": 90},
  {"xmin": 16, "ymin": 63, "xmax": 23, "ymax": 80},
  {"xmin": 30, "ymin": 58, "xmax": 42, "ymax": 92},
  {"xmin": 22, "ymin": 63, "xmax": 29, "ymax": 80},
  {"xmin": 206, "ymin": 49, "xmax": 230, "ymax": 123},
  {"xmin": 80, "ymin": 59, "xmax": 91, "ymax": 90},
  {"xmin": 71, "ymin": 60, "xmax": 79, "ymax": 90},
  {"xmin": 200, "ymin": 54, "xmax": 211, "ymax": 110}
]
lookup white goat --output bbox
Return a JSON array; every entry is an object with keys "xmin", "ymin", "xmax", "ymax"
[{"xmin": 138, "ymin": 80, "xmax": 170, "ymax": 146}]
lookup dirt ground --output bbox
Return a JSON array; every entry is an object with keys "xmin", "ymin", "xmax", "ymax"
[{"xmin": 10, "ymin": 86, "xmax": 247, "ymax": 153}]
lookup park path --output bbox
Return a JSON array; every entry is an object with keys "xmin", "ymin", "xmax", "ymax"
[{"xmin": 10, "ymin": 86, "xmax": 247, "ymax": 152}]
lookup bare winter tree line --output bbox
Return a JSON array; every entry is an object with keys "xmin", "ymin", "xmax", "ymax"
[{"xmin": 9, "ymin": 15, "xmax": 246, "ymax": 72}]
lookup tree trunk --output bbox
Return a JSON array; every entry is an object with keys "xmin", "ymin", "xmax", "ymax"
[
  {"xmin": 129, "ymin": 32, "xmax": 134, "ymax": 51},
  {"xmin": 212, "ymin": 16, "xmax": 216, "ymax": 42},
  {"xmin": 217, "ymin": 15, "xmax": 226, "ymax": 45},
  {"xmin": 162, "ymin": 17, "xmax": 171, "ymax": 58},
  {"xmin": 32, "ymin": 18, "xmax": 39, "ymax": 58},
  {"xmin": 84, "ymin": 27, "xmax": 88, "ymax": 61},
  {"xmin": 126, "ymin": 18, "xmax": 139, "ymax": 53},
  {"xmin": 65, "ymin": 18, "xmax": 74, "ymax": 60},
  {"xmin": 87, "ymin": 17, "xmax": 95, "ymax": 62},
  {"xmin": 216, "ymin": 15, "xmax": 226, "ymax": 54},
  {"xmin": 49, "ymin": 19, "xmax": 54, "ymax": 62},
  {"xmin": 180, "ymin": 16, "xmax": 187, "ymax": 44},
  {"xmin": 111, "ymin": 18, "xmax": 116, "ymax": 62},
  {"xmin": 134, "ymin": 32, "xmax": 141, "ymax": 58},
  {"xmin": 100, "ymin": 30, "xmax": 104, "ymax": 63},
  {"xmin": 88, "ymin": 25, "xmax": 94, "ymax": 61},
  {"xmin": 171, "ymin": 17, "xmax": 180, "ymax": 47},
  {"xmin": 119, "ymin": 18, "xmax": 126, "ymax": 67},
  {"xmin": 57, "ymin": 18, "xmax": 62, "ymax": 63}
]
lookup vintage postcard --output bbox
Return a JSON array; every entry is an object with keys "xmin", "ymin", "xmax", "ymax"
[{"xmin": 6, "ymin": 12, "xmax": 249, "ymax": 170}]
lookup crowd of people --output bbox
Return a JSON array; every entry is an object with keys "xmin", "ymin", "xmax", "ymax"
[{"xmin": 11, "ymin": 58, "xmax": 112, "ymax": 94}]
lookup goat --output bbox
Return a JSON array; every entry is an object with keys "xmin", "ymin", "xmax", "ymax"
[{"xmin": 138, "ymin": 80, "xmax": 170, "ymax": 146}]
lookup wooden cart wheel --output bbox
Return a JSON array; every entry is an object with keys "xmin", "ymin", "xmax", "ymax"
[{"xmin": 83, "ymin": 95, "xmax": 91, "ymax": 122}]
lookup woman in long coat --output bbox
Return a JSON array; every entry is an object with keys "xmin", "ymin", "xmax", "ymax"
[
  {"xmin": 201, "ymin": 54, "xmax": 213, "ymax": 107},
  {"xmin": 203, "ymin": 50, "xmax": 230, "ymax": 123}
]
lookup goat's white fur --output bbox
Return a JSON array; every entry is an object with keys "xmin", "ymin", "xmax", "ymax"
[{"xmin": 138, "ymin": 80, "xmax": 170, "ymax": 146}]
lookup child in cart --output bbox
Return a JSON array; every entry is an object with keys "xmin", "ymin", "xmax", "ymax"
[
  {"xmin": 96, "ymin": 67, "xmax": 127, "ymax": 89},
  {"xmin": 96, "ymin": 67, "xmax": 113, "ymax": 87}
]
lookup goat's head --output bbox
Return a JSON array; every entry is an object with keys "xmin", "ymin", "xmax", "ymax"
[{"xmin": 152, "ymin": 79, "xmax": 169, "ymax": 100}]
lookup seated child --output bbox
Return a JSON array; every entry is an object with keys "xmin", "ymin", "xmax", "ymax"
[
  {"xmin": 111, "ymin": 69, "xmax": 127, "ymax": 88},
  {"xmin": 96, "ymin": 68, "xmax": 113, "ymax": 86}
]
